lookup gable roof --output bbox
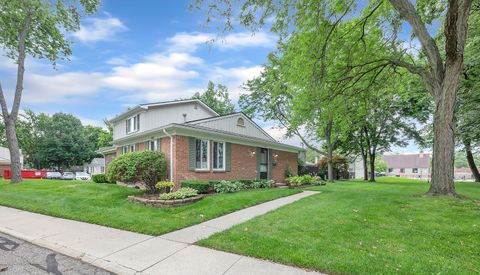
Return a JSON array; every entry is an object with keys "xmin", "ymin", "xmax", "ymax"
[
  {"xmin": 382, "ymin": 153, "xmax": 430, "ymax": 169},
  {"xmin": 109, "ymin": 99, "xmax": 219, "ymax": 123},
  {"xmin": 185, "ymin": 112, "xmax": 277, "ymax": 142}
]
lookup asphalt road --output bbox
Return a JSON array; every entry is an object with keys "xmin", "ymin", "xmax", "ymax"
[{"xmin": 0, "ymin": 232, "xmax": 112, "ymax": 275}]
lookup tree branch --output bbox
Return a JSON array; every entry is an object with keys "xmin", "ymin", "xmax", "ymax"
[{"xmin": 389, "ymin": 0, "xmax": 444, "ymax": 84}]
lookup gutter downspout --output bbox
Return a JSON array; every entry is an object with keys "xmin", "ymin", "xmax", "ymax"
[{"xmin": 163, "ymin": 128, "xmax": 174, "ymax": 182}]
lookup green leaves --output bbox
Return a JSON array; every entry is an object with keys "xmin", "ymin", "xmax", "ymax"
[{"xmin": 192, "ymin": 81, "xmax": 236, "ymax": 115}]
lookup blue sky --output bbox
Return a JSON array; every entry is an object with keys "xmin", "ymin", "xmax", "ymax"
[{"xmin": 0, "ymin": 0, "xmax": 420, "ymax": 152}]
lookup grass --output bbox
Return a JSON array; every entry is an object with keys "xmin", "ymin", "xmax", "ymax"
[
  {"xmin": 0, "ymin": 179, "xmax": 300, "ymax": 235},
  {"xmin": 198, "ymin": 177, "xmax": 480, "ymax": 275}
]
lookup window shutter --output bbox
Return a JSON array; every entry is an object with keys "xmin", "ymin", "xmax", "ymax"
[
  {"xmin": 268, "ymin": 149, "xmax": 273, "ymax": 180},
  {"xmin": 225, "ymin": 142, "xmax": 231, "ymax": 171},
  {"xmin": 137, "ymin": 114, "xmax": 140, "ymax": 130},
  {"xmin": 188, "ymin": 137, "xmax": 196, "ymax": 171},
  {"xmin": 256, "ymin": 147, "xmax": 261, "ymax": 180},
  {"xmin": 125, "ymin": 120, "xmax": 128, "ymax": 134}
]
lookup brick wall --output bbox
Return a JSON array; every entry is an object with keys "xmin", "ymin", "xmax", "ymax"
[
  {"xmin": 172, "ymin": 135, "xmax": 298, "ymax": 186},
  {"xmin": 271, "ymin": 150, "xmax": 298, "ymax": 182},
  {"xmin": 104, "ymin": 153, "xmax": 117, "ymax": 172}
]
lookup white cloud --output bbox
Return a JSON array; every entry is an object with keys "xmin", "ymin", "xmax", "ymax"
[
  {"xmin": 208, "ymin": 66, "xmax": 263, "ymax": 99},
  {"xmin": 165, "ymin": 31, "xmax": 276, "ymax": 53},
  {"xmin": 73, "ymin": 17, "xmax": 127, "ymax": 43},
  {"xmin": 106, "ymin": 57, "xmax": 128, "ymax": 66},
  {"xmin": 23, "ymin": 72, "xmax": 104, "ymax": 104}
]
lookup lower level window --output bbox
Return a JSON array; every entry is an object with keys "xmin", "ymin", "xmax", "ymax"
[
  {"xmin": 148, "ymin": 140, "xmax": 158, "ymax": 151},
  {"xmin": 412, "ymin": 168, "xmax": 418, "ymax": 173},
  {"xmin": 213, "ymin": 141, "xmax": 225, "ymax": 170},
  {"xmin": 195, "ymin": 139, "xmax": 209, "ymax": 170},
  {"xmin": 400, "ymin": 168, "xmax": 405, "ymax": 173}
]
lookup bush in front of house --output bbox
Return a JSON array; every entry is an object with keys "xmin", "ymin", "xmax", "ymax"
[
  {"xmin": 285, "ymin": 175, "xmax": 324, "ymax": 186},
  {"xmin": 159, "ymin": 187, "xmax": 198, "ymax": 200},
  {"xmin": 155, "ymin": 181, "xmax": 175, "ymax": 193},
  {"xmin": 180, "ymin": 180, "xmax": 216, "ymax": 194},
  {"xmin": 92, "ymin": 174, "xmax": 109, "ymax": 183},
  {"xmin": 213, "ymin": 180, "xmax": 245, "ymax": 193},
  {"xmin": 108, "ymin": 151, "xmax": 167, "ymax": 193}
]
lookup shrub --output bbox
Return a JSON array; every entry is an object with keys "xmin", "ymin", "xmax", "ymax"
[
  {"xmin": 285, "ymin": 175, "xmax": 322, "ymax": 186},
  {"xmin": 155, "ymin": 181, "xmax": 175, "ymax": 193},
  {"xmin": 251, "ymin": 179, "xmax": 275, "ymax": 188},
  {"xmin": 238, "ymin": 179, "xmax": 255, "ymax": 186},
  {"xmin": 92, "ymin": 174, "xmax": 109, "ymax": 183},
  {"xmin": 213, "ymin": 180, "xmax": 245, "ymax": 193},
  {"xmin": 159, "ymin": 187, "xmax": 198, "ymax": 200},
  {"xmin": 181, "ymin": 180, "xmax": 215, "ymax": 194},
  {"xmin": 108, "ymin": 151, "xmax": 167, "ymax": 193}
]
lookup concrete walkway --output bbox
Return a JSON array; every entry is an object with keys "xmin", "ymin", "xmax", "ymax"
[{"xmin": 0, "ymin": 191, "xmax": 321, "ymax": 275}]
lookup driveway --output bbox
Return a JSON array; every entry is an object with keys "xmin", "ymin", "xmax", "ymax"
[{"xmin": 0, "ymin": 232, "xmax": 111, "ymax": 275}]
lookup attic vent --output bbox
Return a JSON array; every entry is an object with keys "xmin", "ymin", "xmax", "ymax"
[{"xmin": 237, "ymin": 117, "xmax": 245, "ymax": 127}]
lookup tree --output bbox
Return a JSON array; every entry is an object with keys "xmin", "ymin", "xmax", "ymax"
[
  {"xmin": 0, "ymin": 0, "xmax": 99, "ymax": 183},
  {"xmin": 194, "ymin": 0, "xmax": 474, "ymax": 196},
  {"xmin": 192, "ymin": 81, "xmax": 236, "ymax": 115},
  {"xmin": 456, "ymin": 12, "xmax": 480, "ymax": 182},
  {"xmin": 84, "ymin": 124, "xmax": 112, "ymax": 160},
  {"xmin": 34, "ymin": 113, "xmax": 91, "ymax": 169},
  {"xmin": 375, "ymin": 159, "xmax": 388, "ymax": 173}
]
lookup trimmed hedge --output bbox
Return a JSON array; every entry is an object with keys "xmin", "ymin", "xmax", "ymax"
[
  {"xmin": 92, "ymin": 174, "xmax": 111, "ymax": 183},
  {"xmin": 181, "ymin": 180, "xmax": 217, "ymax": 194}
]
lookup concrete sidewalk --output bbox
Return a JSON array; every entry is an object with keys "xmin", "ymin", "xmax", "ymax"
[{"xmin": 0, "ymin": 190, "xmax": 321, "ymax": 275}]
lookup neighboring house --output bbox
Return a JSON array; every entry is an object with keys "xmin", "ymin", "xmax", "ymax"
[
  {"xmin": 348, "ymin": 157, "xmax": 365, "ymax": 179},
  {"xmin": 98, "ymin": 99, "xmax": 304, "ymax": 185},
  {"xmin": 84, "ymin": 158, "xmax": 105, "ymax": 175},
  {"xmin": 383, "ymin": 153, "xmax": 431, "ymax": 179},
  {"xmin": 454, "ymin": 167, "xmax": 474, "ymax": 181},
  {"xmin": 0, "ymin": 146, "xmax": 24, "ymax": 177}
]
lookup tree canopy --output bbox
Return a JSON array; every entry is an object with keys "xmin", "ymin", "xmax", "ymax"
[{"xmin": 192, "ymin": 81, "xmax": 236, "ymax": 115}]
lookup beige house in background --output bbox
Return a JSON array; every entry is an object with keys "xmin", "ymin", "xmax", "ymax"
[
  {"xmin": 383, "ymin": 153, "xmax": 430, "ymax": 179},
  {"xmin": 0, "ymin": 146, "xmax": 24, "ymax": 177}
]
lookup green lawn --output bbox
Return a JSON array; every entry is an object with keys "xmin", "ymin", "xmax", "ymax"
[
  {"xmin": 198, "ymin": 177, "xmax": 480, "ymax": 275},
  {"xmin": 0, "ymin": 179, "xmax": 300, "ymax": 235}
]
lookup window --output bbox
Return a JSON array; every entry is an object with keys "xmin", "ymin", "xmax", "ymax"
[
  {"xmin": 101, "ymin": 166, "xmax": 105, "ymax": 173},
  {"xmin": 122, "ymin": 146, "xmax": 129, "ymax": 154},
  {"xmin": 388, "ymin": 168, "xmax": 393, "ymax": 173},
  {"xmin": 129, "ymin": 144, "xmax": 137, "ymax": 152},
  {"xmin": 237, "ymin": 117, "xmax": 245, "ymax": 127},
  {"xmin": 147, "ymin": 140, "xmax": 158, "ymax": 151},
  {"xmin": 195, "ymin": 139, "xmax": 209, "ymax": 170},
  {"xmin": 126, "ymin": 114, "xmax": 140, "ymax": 134},
  {"xmin": 400, "ymin": 168, "xmax": 405, "ymax": 173},
  {"xmin": 213, "ymin": 141, "xmax": 225, "ymax": 170},
  {"xmin": 412, "ymin": 168, "xmax": 418, "ymax": 173}
]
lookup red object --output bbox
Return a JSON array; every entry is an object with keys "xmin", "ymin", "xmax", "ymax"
[{"xmin": 3, "ymin": 170, "xmax": 49, "ymax": 179}]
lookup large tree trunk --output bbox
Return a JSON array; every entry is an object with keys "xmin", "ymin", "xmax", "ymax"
[
  {"xmin": 465, "ymin": 140, "xmax": 480, "ymax": 182},
  {"xmin": 428, "ymin": 75, "xmax": 459, "ymax": 195},
  {"xmin": 5, "ymin": 118, "xmax": 22, "ymax": 184}
]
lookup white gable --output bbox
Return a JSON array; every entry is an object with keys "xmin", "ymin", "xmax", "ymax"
[{"xmin": 187, "ymin": 113, "xmax": 276, "ymax": 142}]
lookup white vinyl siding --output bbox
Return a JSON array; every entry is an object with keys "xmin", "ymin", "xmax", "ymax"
[
  {"xmin": 212, "ymin": 141, "xmax": 225, "ymax": 170},
  {"xmin": 195, "ymin": 139, "xmax": 209, "ymax": 170}
]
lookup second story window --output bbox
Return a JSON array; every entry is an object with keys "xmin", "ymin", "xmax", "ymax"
[{"xmin": 126, "ymin": 114, "xmax": 140, "ymax": 134}]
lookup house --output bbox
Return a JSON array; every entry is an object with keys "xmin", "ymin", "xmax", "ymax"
[
  {"xmin": 98, "ymin": 99, "xmax": 304, "ymax": 185},
  {"xmin": 83, "ymin": 158, "xmax": 105, "ymax": 175},
  {"xmin": 0, "ymin": 146, "xmax": 24, "ymax": 177},
  {"xmin": 383, "ymin": 153, "xmax": 431, "ymax": 179}
]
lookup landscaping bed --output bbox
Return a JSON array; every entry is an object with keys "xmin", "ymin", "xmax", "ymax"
[{"xmin": 128, "ymin": 194, "xmax": 204, "ymax": 207}]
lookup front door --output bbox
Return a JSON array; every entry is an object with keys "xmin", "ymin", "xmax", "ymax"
[{"xmin": 259, "ymin": 148, "xmax": 268, "ymax": 179}]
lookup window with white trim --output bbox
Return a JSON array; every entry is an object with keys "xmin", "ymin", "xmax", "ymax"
[
  {"xmin": 147, "ymin": 140, "xmax": 158, "ymax": 151},
  {"xmin": 122, "ymin": 146, "xmax": 129, "ymax": 154},
  {"xmin": 126, "ymin": 114, "xmax": 140, "ymax": 134},
  {"xmin": 213, "ymin": 141, "xmax": 225, "ymax": 170},
  {"xmin": 129, "ymin": 144, "xmax": 137, "ymax": 152},
  {"xmin": 195, "ymin": 139, "xmax": 209, "ymax": 170}
]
